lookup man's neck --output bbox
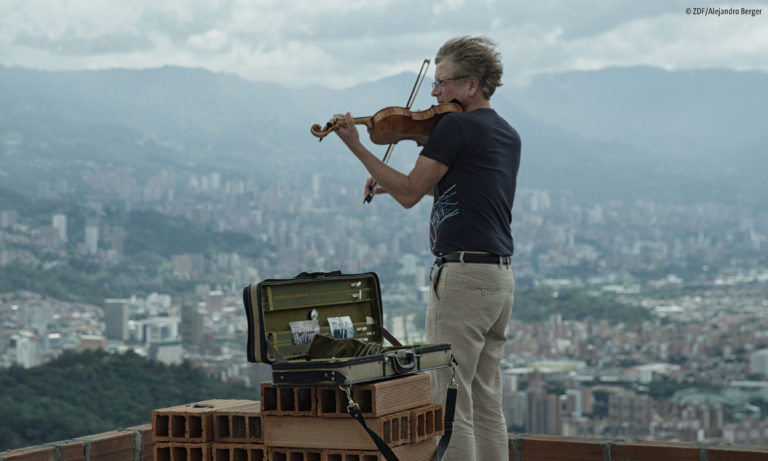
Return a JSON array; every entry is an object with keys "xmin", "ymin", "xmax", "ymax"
[{"xmin": 462, "ymin": 98, "xmax": 492, "ymax": 112}]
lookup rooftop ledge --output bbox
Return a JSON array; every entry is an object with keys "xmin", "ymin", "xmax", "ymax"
[{"xmin": 2, "ymin": 428, "xmax": 768, "ymax": 461}]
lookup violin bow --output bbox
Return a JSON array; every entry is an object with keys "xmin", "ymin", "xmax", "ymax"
[{"xmin": 364, "ymin": 59, "xmax": 430, "ymax": 204}]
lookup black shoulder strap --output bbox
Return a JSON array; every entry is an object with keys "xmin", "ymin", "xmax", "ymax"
[
  {"xmin": 436, "ymin": 385, "xmax": 457, "ymax": 460},
  {"xmin": 381, "ymin": 327, "xmax": 403, "ymax": 347},
  {"xmin": 345, "ymin": 370, "xmax": 457, "ymax": 461},
  {"xmin": 347, "ymin": 406, "xmax": 400, "ymax": 461}
]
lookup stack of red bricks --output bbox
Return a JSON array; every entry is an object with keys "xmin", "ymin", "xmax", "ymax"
[{"xmin": 151, "ymin": 373, "xmax": 442, "ymax": 461}]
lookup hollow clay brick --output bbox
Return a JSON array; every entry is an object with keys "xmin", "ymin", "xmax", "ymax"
[
  {"xmin": 316, "ymin": 373, "xmax": 431, "ymax": 418},
  {"xmin": 213, "ymin": 401, "xmax": 263, "ymax": 443},
  {"xmin": 152, "ymin": 400, "xmax": 255, "ymax": 442}
]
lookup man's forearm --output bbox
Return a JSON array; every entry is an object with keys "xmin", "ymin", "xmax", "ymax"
[{"xmin": 348, "ymin": 141, "xmax": 423, "ymax": 208}]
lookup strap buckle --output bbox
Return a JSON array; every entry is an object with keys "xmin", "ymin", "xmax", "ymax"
[{"xmin": 340, "ymin": 384, "xmax": 358, "ymax": 413}]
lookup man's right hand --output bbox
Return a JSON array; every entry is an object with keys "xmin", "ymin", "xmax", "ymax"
[{"xmin": 364, "ymin": 176, "xmax": 387, "ymax": 199}]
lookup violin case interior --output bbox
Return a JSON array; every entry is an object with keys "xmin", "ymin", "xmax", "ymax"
[{"xmin": 242, "ymin": 271, "xmax": 453, "ymax": 386}]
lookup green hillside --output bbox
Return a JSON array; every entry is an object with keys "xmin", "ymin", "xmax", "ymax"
[
  {"xmin": 511, "ymin": 287, "xmax": 652, "ymax": 324},
  {"xmin": 0, "ymin": 350, "xmax": 258, "ymax": 450}
]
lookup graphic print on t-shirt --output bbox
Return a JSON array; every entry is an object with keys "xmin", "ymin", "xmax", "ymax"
[{"xmin": 430, "ymin": 184, "xmax": 460, "ymax": 251}]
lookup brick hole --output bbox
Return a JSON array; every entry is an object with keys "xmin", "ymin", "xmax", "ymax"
[
  {"xmin": 306, "ymin": 451, "xmax": 322, "ymax": 461},
  {"xmin": 272, "ymin": 451, "xmax": 287, "ymax": 461},
  {"xmin": 327, "ymin": 455, "xmax": 342, "ymax": 461},
  {"xmin": 426, "ymin": 410, "xmax": 434, "ymax": 435},
  {"xmin": 383, "ymin": 420, "xmax": 392, "ymax": 443},
  {"xmin": 233, "ymin": 447, "xmax": 247, "ymax": 461},
  {"xmin": 344, "ymin": 455, "xmax": 361, "ymax": 461},
  {"xmin": 262, "ymin": 386, "xmax": 278, "ymax": 412},
  {"xmin": 172, "ymin": 415, "xmax": 187, "ymax": 438},
  {"xmin": 392, "ymin": 418, "xmax": 400, "ymax": 442},
  {"xmin": 279, "ymin": 388, "xmax": 296, "ymax": 411},
  {"xmin": 254, "ymin": 416, "xmax": 264, "ymax": 440},
  {"xmin": 215, "ymin": 447, "xmax": 231, "ymax": 461},
  {"xmin": 354, "ymin": 389, "xmax": 373, "ymax": 413},
  {"xmin": 189, "ymin": 415, "xmax": 203, "ymax": 438},
  {"xmin": 249, "ymin": 416, "xmax": 262, "ymax": 440},
  {"xmin": 417, "ymin": 413, "xmax": 425, "ymax": 437},
  {"xmin": 297, "ymin": 388, "xmax": 313, "ymax": 412},
  {"xmin": 400, "ymin": 415, "xmax": 409, "ymax": 440},
  {"xmin": 172, "ymin": 447, "xmax": 187, "ymax": 460},
  {"xmin": 155, "ymin": 415, "xmax": 169, "ymax": 437},
  {"xmin": 288, "ymin": 451, "xmax": 304, "ymax": 461},
  {"xmin": 320, "ymin": 389, "xmax": 337, "ymax": 413},
  {"xmin": 232, "ymin": 415, "xmax": 246, "ymax": 438},
  {"xmin": 190, "ymin": 446, "xmax": 204, "ymax": 461},
  {"xmin": 250, "ymin": 447, "xmax": 265, "ymax": 461},
  {"xmin": 216, "ymin": 415, "xmax": 230, "ymax": 438},
  {"xmin": 155, "ymin": 446, "xmax": 171, "ymax": 461},
  {"xmin": 362, "ymin": 456, "xmax": 378, "ymax": 461},
  {"xmin": 435, "ymin": 408, "xmax": 444, "ymax": 432}
]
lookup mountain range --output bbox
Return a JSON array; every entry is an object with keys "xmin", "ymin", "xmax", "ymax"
[{"xmin": 1, "ymin": 65, "xmax": 765, "ymax": 207}]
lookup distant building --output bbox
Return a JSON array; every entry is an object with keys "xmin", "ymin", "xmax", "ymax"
[
  {"xmin": 181, "ymin": 303, "xmax": 205, "ymax": 347},
  {"xmin": 79, "ymin": 335, "xmax": 107, "ymax": 351},
  {"xmin": 504, "ymin": 390, "xmax": 527, "ymax": 431},
  {"xmin": 608, "ymin": 390, "xmax": 652, "ymax": 434},
  {"xmin": 85, "ymin": 219, "xmax": 99, "ymax": 254},
  {"xmin": 134, "ymin": 316, "xmax": 180, "ymax": 344},
  {"xmin": 148, "ymin": 340, "xmax": 183, "ymax": 365},
  {"xmin": 103, "ymin": 299, "xmax": 130, "ymax": 341},
  {"xmin": 750, "ymin": 349, "xmax": 768, "ymax": 376},
  {"xmin": 9, "ymin": 332, "xmax": 42, "ymax": 368},
  {"xmin": 206, "ymin": 290, "xmax": 224, "ymax": 312},
  {"xmin": 52, "ymin": 213, "xmax": 67, "ymax": 243},
  {"xmin": 0, "ymin": 210, "xmax": 18, "ymax": 228},
  {"xmin": 526, "ymin": 389, "xmax": 562, "ymax": 435}
]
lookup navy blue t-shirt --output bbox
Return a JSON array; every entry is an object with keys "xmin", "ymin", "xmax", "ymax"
[{"xmin": 420, "ymin": 109, "xmax": 521, "ymax": 256}]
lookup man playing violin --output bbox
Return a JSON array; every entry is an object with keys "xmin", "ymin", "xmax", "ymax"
[{"xmin": 332, "ymin": 35, "xmax": 520, "ymax": 461}]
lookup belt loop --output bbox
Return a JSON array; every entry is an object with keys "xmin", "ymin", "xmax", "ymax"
[{"xmin": 459, "ymin": 251, "xmax": 465, "ymax": 265}]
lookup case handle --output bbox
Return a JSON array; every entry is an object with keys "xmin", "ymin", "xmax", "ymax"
[
  {"xmin": 391, "ymin": 350, "xmax": 417, "ymax": 374},
  {"xmin": 294, "ymin": 270, "xmax": 342, "ymax": 278}
]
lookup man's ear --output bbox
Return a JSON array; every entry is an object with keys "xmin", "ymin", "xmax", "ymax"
[{"xmin": 468, "ymin": 78, "xmax": 480, "ymax": 96}]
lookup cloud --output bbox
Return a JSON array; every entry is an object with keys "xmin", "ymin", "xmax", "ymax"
[
  {"xmin": 0, "ymin": 0, "xmax": 766, "ymax": 88},
  {"xmin": 187, "ymin": 30, "xmax": 230, "ymax": 52}
]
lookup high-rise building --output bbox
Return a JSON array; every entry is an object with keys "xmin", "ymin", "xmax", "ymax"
[
  {"xmin": 750, "ymin": 348, "xmax": 768, "ymax": 376},
  {"xmin": 85, "ymin": 219, "xmax": 99, "ymax": 254},
  {"xmin": 608, "ymin": 390, "xmax": 652, "ymax": 432},
  {"xmin": 526, "ymin": 389, "xmax": 562, "ymax": 435},
  {"xmin": 103, "ymin": 299, "xmax": 129, "ymax": 341},
  {"xmin": 181, "ymin": 303, "xmax": 205, "ymax": 347},
  {"xmin": 52, "ymin": 214, "xmax": 67, "ymax": 243}
]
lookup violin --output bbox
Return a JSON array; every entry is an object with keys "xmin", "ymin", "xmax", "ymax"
[
  {"xmin": 310, "ymin": 102, "xmax": 462, "ymax": 147},
  {"xmin": 312, "ymin": 59, "xmax": 447, "ymax": 203}
]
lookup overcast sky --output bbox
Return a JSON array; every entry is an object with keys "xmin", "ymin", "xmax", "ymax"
[{"xmin": 1, "ymin": 0, "xmax": 767, "ymax": 88}]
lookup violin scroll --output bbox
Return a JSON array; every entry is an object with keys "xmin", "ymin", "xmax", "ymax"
[{"xmin": 310, "ymin": 118, "xmax": 346, "ymax": 142}]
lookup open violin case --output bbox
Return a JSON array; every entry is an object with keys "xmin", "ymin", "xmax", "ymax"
[{"xmin": 242, "ymin": 271, "xmax": 453, "ymax": 387}]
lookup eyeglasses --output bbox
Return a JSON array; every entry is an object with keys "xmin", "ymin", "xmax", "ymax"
[{"xmin": 431, "ymin": 75, "xmax": 470, "ymax": 91}]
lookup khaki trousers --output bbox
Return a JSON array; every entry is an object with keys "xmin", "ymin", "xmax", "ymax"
[{"xmin": 426, "ymin": 260, "xmax": 514, "ymax": 461}]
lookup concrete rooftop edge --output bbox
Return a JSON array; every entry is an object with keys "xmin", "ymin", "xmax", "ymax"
[{"xmin": 2, "ymin": 427, "xmax": 768, "ymax": 460}]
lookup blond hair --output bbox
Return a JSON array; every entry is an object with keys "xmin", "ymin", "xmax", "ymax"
[{"xmin": 435, "ymin": 36, "xmax": 503, "ymax": 100}]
